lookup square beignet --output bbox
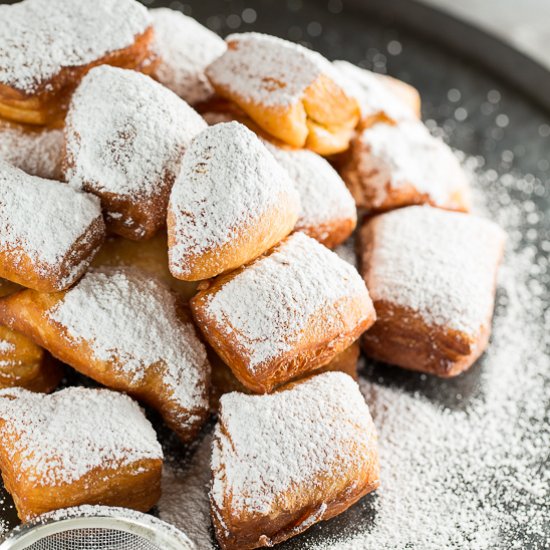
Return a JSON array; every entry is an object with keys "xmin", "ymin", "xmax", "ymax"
[
  {"xmin": 150, "ymin": 8, "xmax": 226, "ymax": 105},
  {"xmin": 211, "ymin": 372, "xmax": 380, "ymax": 550},
  {"xmin": 191, "ymin": 232, "xmax": 375, "ymax": 393},
  {"xmin": 0, "ymin": 0, "xmax": 155, "ymax": 126},
  {"xmin": 0, "ymin": 119, "xmax": 63, "ymax": 180},
  {"xmin": 0, "ymin": 267, "xmax": 211, "ymax": 442},
  {"xmin": 265, "ymin": 143, "xmax": 357, "ymax": 248},
  {"xmin": 0, "ymin": 387, "xmax": 163, "ymax": 521},
  {"xmin": 205, "ymin": 33, "xmax": 360, "ymax": 154},
  {"xmin": 167, "ymin": 122, "xmax": 300, "ymax": 281},
  {"xmin": 359, "ymin": 206, "xmax": 506, "ymax": 376},
  {"xmin": 0, "ymin": 160, "xmax": 105, "ymax": 292},
  {"xmin": 64, "ymin": 65, "xmax": 207, "ymax": 240},
  {"xmin": 340, "ymin": 120, "xmax": 471, "ymax": 211},
  {"xmin": 209, "ymin": 341, "xmax": 360, "ymax": 411},
  {"xmin": 334, "ymin": 60, "xmax": 421, "ymax": 126}
]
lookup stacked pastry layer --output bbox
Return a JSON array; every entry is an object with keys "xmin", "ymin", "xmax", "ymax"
[{"xmin": 0, "ymin": 2, "xmax": 506, "ymax": 549}]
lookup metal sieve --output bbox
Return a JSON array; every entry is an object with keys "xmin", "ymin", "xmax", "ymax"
[{"xmin": 0, "ymin": 506, "xmax": 195, "ymax": 550}]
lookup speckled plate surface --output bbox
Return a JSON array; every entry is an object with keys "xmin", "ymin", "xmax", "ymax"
[{"xmin": 1, "ymin": 1, "xmax": 549, "ymax": 548}]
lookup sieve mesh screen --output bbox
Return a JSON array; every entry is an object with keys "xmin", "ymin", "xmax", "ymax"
[{"xmin": 19, "ymin": 527, "xmax": 162, "ymax": 550}]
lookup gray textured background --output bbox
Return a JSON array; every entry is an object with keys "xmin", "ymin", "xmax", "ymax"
[{"xmin": 420, "ymin": 0, "xmax": 550, "ymax": 70}]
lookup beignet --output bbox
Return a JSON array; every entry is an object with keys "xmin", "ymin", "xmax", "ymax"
[
  {"xmin": 0, "ymin": 267, "xmax": 211, "ymax": 441},
  {"xmin": 205, "ymin": 33, "xmax": 360, "ymax": 154},
  {"xmin": 0, "ymin": 326, "xmax": 61, "ymax": 393},
  {"xmin": 0, "ymin": 119, "xmax": 63, "ymax": 179},
  {"xmin": 340, "ymin": 120, "xmax": 471, "ymax": 211},
  {"xmin": 64, "ymin": 65, "xmax": 207, "ymax": 240},
  {"xmin": 0, "ymin": 160, "xmax": 105, "ymax": 292},
  {"xmin": 167, "ymin": 122, "xmax": 300, "ymax": 281},
  {"xmin": 191, "ymin": 232, "xmax": 375, "ymax": 393},
  {"xmin": 92, "ymin": 233, "xmax": 198, "ymax": 301},
  {"xmin": 265, "ymin": 143, "xmax": 357, "ymax": 248},
  {"xmin": 211, "ymin": 372, "xmax": 380, "ymax": 549},
  {"xmin": 0, "ymin": 0, "xmax": 155, "ymax": 126},
  {"xmin": 0, "ymin": 387, "xmax": 163, "ymax": 521},
  {"xmin": 359, "ymin": 206, "xmax": 506, "ymax": 376},
  {"xmin": 151, "ymin": 8, "xmax": 226, "ymax": 105},
  {"xmin": 335, "ymin": 60, "xmax": 421, "ymax": 126}
]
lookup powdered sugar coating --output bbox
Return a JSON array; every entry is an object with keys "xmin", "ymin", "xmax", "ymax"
[
  {"xmin": 0, "ymin": 124, "xmax": 62, "ymax": 180},
  {"xmin": 0, "ymin": 387, "xmax": 162, "ymax": 487},
  {"xmin": 0, "ymin": 160, "xmax": 103, "ymax": 286},
  {"xmin": 65, "ymin": 65, "xmax": 206, "ymax": 206},
  {"xmin": 265, "ymin": 143, "xmax": 356, "ymax": 237},
  {"xmin": 206, "ymin": 32, "xmax": 335, "ymax": 107},
  {"xmin": 334, "ymin": 60, "xmax": 417, "ymax": 122},
  {"xmin": 362, "ymin": 206, "xmax": 506, "ymax": 333},
  {"xmin": 48, "ymin": 267, "xmax": 209, "ymax": 424},
  {"xmin": 168, "ymin": 122, "xmax": 300, "ymax": 276},
  {"xmin": 204, "ymin": 232, "xmax": 371, "ymax": 370},
  {"xmin": 354, "ymin": 120, "xmax": 470, "ymax": 208},
  {"xmin": 211, "ymin": 372, "xmax": 377, "ymax": 515},
  {"xmin": 0, "ymin": 0, "xmax": 151, "ymax": 94},
  {"xmin": 151, "ymin": 8, "xmax": 226, "ymax": 105}
]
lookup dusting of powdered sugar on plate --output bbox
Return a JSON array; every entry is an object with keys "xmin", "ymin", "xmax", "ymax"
[{"xmin": 141, "ymin": 154, "xmax": 549, "ymax": 550}]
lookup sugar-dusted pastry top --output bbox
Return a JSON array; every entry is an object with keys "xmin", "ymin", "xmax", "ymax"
[
  {"xmin": 151, "ymin": 8, "xmax": 226, "ymax": 104},
  {"xmin": 265, "ymin": 143, "xmax": 356, "ymax": 234},
  {"xmin": 0, "ymin": 160, "xmax": 102, "ymax": 285},
  {"xmin": 362, "ymin": 206, "xmax": 506, "ymax": 334},
  {"xmin": 47, "ymin": 267, "xmax": 209, "ymax": 418},
  {"xmin": 334, "ymin": 60, "xmax": 417, "ymax": 122},
  {"xmin": 355, "ymin": 120, "xmax": 469, "ymax": 208},
  {"xmin": 0, "ymin": 387, "xmax": 162, "ymax": 487},
  {"xmin": 65, "ymin": 65, "xmax": 206, "ymax": 200},
  {"xmin": 169, "ymin": 122, "xmax": 299, "ymax": 272},
  {"xmin": 0, "ymin": 122, "xmax": 63, "ymax": 180},
  {"xmin": 0, "ymin": 0, "xmax": 151, "ymax": 94},
  {"xmin": 212, "ymin": 372, "xmax": 377, "ymax": 515},
  {"xmin": 206, "ymin": 32, "xmax": 336, "ymax": 107},
  {"xmin": 203, "ymin": 232, "xmax": 370, "ymax": 370}
]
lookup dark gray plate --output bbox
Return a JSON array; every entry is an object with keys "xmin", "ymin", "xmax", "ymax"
[{"xmin": 1, "ymin": 0, "xmax": 549, "ymax": 548}]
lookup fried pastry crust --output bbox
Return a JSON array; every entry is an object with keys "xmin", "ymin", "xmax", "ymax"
[
  {"xmin": 209, "ymin": 341, "xmax": 360, "ymax": 410},
  {"xmin": 92, "ymin": 233, "xmax": 198, "ymax": 301}
]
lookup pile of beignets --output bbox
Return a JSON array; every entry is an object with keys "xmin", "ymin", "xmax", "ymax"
[{"xmin": 0, "ymin": 1, "xmax": 506, "ymax": 548}]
